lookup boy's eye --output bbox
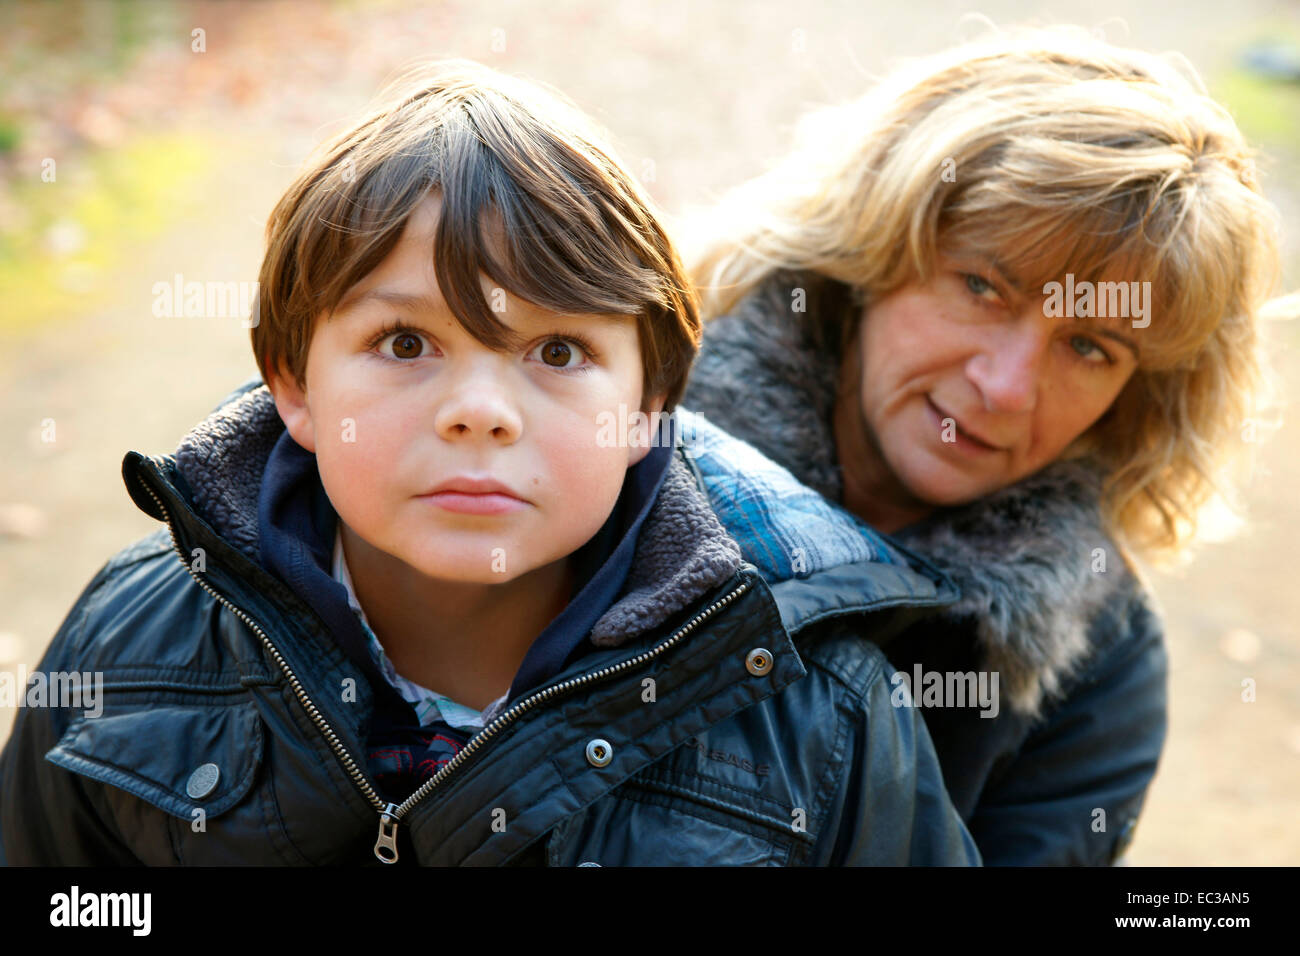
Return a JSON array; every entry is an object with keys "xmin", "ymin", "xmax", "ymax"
[
  {"xmin": 366, "ymin": 324, "xmax": 433, "ymax": 361},
  {"xmin": 540, "ymin": 341, "xmax": 573, "ymax": 366},
  {"xmin": 530, "ymin": 337, "xmax": 590, "ymax": 371},
  {"xmin": 367, "ymin": 324, "xmax": 594, "ymax": 371},
  {"xmin": 387, "ymin": 331, "xmax": 425, "ymax": 360}
]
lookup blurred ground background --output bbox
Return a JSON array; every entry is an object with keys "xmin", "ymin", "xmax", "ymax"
[{"xmin": 0, "ymin": 0, "xmax": 1297, "ymax": 865}]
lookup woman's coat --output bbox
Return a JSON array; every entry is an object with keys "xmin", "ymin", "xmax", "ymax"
[{"xmin": 684, "ymin": 270, "xmax": 1168, "ymax": 865}]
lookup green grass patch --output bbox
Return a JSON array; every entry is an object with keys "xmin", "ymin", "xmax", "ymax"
[
  {"xmin": 1208, "ymin": 20, "xmax": 1300, "ymax": 152},
  {"xmin": 0, "ymin": 130, "xmax": 215, "ymax": 335},
  {"xmin": 1211, "ymin": 69, "xmax": 1300, "ymax": 146}
]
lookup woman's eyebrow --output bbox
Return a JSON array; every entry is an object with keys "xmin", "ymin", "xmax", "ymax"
[
  {"xmin": 1091, "ymin": 326, "xmax": 1142, "ymax": 360},
  {"xmin": 945, "ymin": 251, "xmax": 1024, "ymax": 294}
]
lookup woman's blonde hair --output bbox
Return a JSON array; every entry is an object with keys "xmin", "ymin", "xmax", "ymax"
[{"xmin": 689, "ymin": 25, "xmax": 1287, "ymax": 564}]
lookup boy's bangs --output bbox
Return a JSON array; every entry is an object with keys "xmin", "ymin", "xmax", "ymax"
[
  {"xmin": 310, "ymin": 96, "xmax": 666, "ymax": 350},
  {"xmin": 431, "ymin": 115, "xmax": 663, "ymax": 345},
  {"xmin": 256, "ymin": 60, "xmax": 701, "ymax": 408}
]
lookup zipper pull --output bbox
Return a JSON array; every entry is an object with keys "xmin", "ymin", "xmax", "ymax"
[{"xmin": 374, "ymin": 803, "xmax": 402, "ymax": 864}]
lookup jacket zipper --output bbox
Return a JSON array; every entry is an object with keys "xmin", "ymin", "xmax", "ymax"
[
  {"xmin": 135, "ymin": 472, "xmax": 389, "ymax": 813},
  {"xmin": 372, "ymin": 577, "xmax": 751, "ymax": 863},
  {"xmin": 133, "ymin": 458, "xmax": 752, "ymax": 864}
]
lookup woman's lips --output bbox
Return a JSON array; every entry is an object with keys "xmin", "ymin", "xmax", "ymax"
[
  {"xmin": 417, "ymin": 492, "xmax": 528, "ymax": 515},
  {"xmin": 924, "ymin": 396, "xmax": 1004, "ymax": 453}
]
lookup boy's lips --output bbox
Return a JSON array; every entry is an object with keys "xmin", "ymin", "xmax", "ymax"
[
  {"xmin": 421, "ymin": 475, "xmax": 528, "ymax": 499},
  {"xmin": 419, "ymin": 492, "xmax": 528, "ymax": 515},
  {"xmin": 417, "ymin": 475, "xmax": 530, "ymax": 515}
]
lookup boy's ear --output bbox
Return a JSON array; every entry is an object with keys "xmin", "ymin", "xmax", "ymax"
[
  {"xmin": 265, "ymin": 360, "xmax": 317, "ymax": 454},
  {"xmin": 627, "ymin": 391, "xmax": 669, "ymax": 467}
]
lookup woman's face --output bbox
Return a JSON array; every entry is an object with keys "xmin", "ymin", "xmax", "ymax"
[{"xmin": 838, "ymin": 252, "xmax": 1142, "ymax": 518}]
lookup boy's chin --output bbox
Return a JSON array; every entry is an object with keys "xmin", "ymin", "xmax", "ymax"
[
  {"xmin": 398, "ymin": 545, "xmax": 559, "ymax": 586},
  {"xmin": 404, "ymin": 557, "xmax": 523, "ymax": 585}
]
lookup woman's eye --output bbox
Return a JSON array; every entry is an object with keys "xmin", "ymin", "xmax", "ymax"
[
  {"xmin": 532, "ymin": 338, "xmax": 587, "ymax": 370},
  {"xmin": 963, "ymin": 273, "xmax": 1001, "ymax": 302},
  {"xmin": 1069, "ymin": 334, "xmax": 1111, "ymax": 364}
]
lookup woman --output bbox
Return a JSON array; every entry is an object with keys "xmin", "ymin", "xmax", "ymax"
[{"xmin": 682, "ymin": 26, "xmax": 1283, "ymax": 865}]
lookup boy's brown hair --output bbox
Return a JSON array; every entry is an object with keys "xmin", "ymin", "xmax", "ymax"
[{"xmin": 252, "ymin": 59, "xmax": 700, "ymax": 409}]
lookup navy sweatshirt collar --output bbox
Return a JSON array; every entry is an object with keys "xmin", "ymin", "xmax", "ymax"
[
  {"xmin": 509, "ymin": 422, "xmax": 674, "ymax": 701},
  {"xmin": 256, "ymin": 424, "xmax": 674, "ymax": 717}
]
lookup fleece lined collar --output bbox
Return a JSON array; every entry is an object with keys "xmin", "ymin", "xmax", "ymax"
[
  {"xmin": 683, "ymin": 270, "xmax": 1134, "ymax": 718},
  {"xmin": 151, "ymin": 375, "xmax": 955, "ymax": 657},
  {"xmin": 167, "ymin": 381, "xmax": 744, "ymax": 651}
]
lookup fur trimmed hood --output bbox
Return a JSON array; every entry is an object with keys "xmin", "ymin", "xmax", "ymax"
[{"xmin": 683, "ymin": 270, "xmax": 1138, "ymax": 719}]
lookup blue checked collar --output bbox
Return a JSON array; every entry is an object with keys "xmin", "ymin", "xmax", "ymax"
[
  {"xmin": 677, "ymin": 408, "xmax": 906, "ymax": 581},
  {"xmin": 676, "ymin": 409, "xmax": 959, "ymax": 628}
]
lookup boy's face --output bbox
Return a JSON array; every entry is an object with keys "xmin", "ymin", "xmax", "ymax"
[{"xmin": 267, "ymin": 193, "xmax": 666, "ymax": 584}]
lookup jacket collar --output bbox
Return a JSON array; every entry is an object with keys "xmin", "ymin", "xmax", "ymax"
[
  {"xmin": 683, "ymin": 270, "xmax": 1130, "ymax": 718},
  {"xmin": 127, "ymin": 377, "xmax": 953, "ymax": 655},
  {"xmin": 145, "ymin": 381, "xmax": 742, "ymax": 650}
]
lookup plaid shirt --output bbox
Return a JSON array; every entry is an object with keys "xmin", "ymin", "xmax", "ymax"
[
  {"xmin": 331, "ymin": 528, "xmax": 508, "ymax": 732},
  {"xmin": 675, "ymin": 408, "xmax": 903, "ymax": 582}
]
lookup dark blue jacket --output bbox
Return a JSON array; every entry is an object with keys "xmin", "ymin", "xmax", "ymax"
[
  {"xmin": 684, "ymin": 270, "xmax": 1169, "ymax": 865},
  {"xmin": 0, "ymin": 378, "xmax": 980, "ymax": 866}
]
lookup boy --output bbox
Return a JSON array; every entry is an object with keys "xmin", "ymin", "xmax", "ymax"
[{"xmin": 0, "ymin": 61, "xmax": 978, "ymax": 865}]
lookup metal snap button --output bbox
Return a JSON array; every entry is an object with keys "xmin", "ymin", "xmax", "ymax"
[
  {"xmin": 577, "ymin": 861, "xmax": 602, "ymax": 867},
  {"xmin": 186, "ymin": 763, "xmax": 220, "ymax": 800},
  {"xmin": 745, "ymin": 647, "xmax": 774, "ymax": 676},
  {"xmin": 585, "ymin": 738, "xmax": 613, "ymax": 767}
]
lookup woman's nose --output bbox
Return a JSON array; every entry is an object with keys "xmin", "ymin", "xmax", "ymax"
[
  {"xmin": 433, "ymin": 363, "xmax": 523, "ymax": 443},
  {"xmin": 965, "ymin": 315, "xmax": 1048, "ymax": 414}
]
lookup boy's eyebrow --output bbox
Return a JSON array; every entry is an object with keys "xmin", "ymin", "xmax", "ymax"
[
  {"xmin": 337, "ymin": 287, "xmax": 443, "ymax": 315},
  {"xmin": 338, "ymin": 285, "xmax": 615, "ymax": 330}
]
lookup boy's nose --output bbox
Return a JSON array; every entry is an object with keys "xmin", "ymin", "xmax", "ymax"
[{"xmin": 433, "ymin": 369, "xmax": 523, "ymax": 444}]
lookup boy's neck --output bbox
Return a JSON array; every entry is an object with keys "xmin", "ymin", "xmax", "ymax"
[{"xmin": 339, "ymin": 523, "xmax": 574, "ymax": 711}]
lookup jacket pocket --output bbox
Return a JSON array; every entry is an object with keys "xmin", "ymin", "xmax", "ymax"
[
  {"xmin": 46, "ymin": 694, "xmax": 265, "ymax": 860},
  {"xmin": 548, "ymin": 780, "xmax": 794, "ymax": 867}
]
